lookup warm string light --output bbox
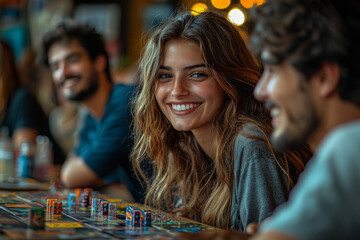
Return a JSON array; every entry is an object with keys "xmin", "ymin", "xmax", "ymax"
[
  {"xmin": 240, "ymin": 0, "xmax": 265, "ymax": 9},
  {"xmin": 227, "ymin": 7, "xmax": 245, "ymax": 26},
  {"xmin": 190, "ymin": 0, "xmax": 265, "ymax": 26},
  {"xmin": 191, "ymin": 3, "xmax": 208, "ymax": 16},
  {"xmin": 211, "ymin": 0, "xmax": 231, "ymax": 9}
]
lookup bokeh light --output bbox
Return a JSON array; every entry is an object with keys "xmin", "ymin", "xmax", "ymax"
[
  {"xmin": 191, "ymin": 3, "xmax": 208, "ymax": 15},
  {"xmin": 227, "ymin": 8, "xmax": 245, "ymax": 26},
  {"xmin": 211, "ymin": 0, "xmax": 231, "ymax": 9},
  {"xmin": 240, "ymin": 0, "xmax": 265, "ymax": 9}
]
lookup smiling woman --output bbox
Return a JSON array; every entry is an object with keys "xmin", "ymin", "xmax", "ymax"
[
  {"xmin": 132, "ymin": 11, "xmax": 312, "ymax": 231},
  {"xmin": 155, "ymin": 39, "xmax": 224, "ymax": 134}
]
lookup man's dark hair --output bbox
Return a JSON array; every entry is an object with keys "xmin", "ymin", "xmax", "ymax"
[
  {"xmin": 250, "ymin": 0, "xmax": 360, "ymax": 106},
  {"xmin": 41, "ymin": 21, "xmax": 112, "ymax": 83}
]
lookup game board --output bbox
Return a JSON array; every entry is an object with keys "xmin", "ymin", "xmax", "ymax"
[{"xmin": 0, "ymin": 190, "xmax": 219, "ymax": 239}]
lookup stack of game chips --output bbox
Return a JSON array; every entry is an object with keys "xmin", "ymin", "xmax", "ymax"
[
  {"xmin": 28, "ymin": 208, "xmax": 45, "ymax": 229},
  {"xmin": 108, "ymin": 203, "xmax": 117, "ymax": 218},
  {"xmin": 141, "ymin": 210, "xmax": 152, "ymax": 227},
  {"xmin": 68, "ymin": 193, "xmax": 77, "ymax": 208},
  {"xmin": 80, "ymin": 192, "xmax": 90, "ymax": 208},
  {"xmin": 126, "ymin": 205, "xmax": 141, "ymax": 226},
  {"xmin": 91, "ymin": 198, "xmax": 100, "ymax": 212},
  {"xmin": 99, "ymin": 199, "xmax": 108, "ymax": 216}
]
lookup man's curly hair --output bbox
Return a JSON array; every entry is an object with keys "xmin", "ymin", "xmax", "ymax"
[{"xmin": 250, "ymin": 0, "xmax": 360, "ymax": 106}]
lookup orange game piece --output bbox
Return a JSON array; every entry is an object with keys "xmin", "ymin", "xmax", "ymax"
[
  {"xmin": 75, "ymin": 188, "xmax": 82, "ymax": 200},
  {"xmin": 46, "ymin": 199, "xmax": 58, "ymax": 213}
]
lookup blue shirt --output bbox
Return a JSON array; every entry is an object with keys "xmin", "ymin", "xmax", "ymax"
[
  {"xmin": 260, "ymin": 120, "xmax": 360, "ymax": 240},
  {"xmin": 75, "ymin": 84, "xmax": 145, "ymax": 202}
]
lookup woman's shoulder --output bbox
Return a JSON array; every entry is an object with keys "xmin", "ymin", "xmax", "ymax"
[
  {"xmin": 235, "ymin": 123, "xmax": 267, "ymax": 145},
  {"xmin": 234, "ymin": 123, "xmax": 274, "ymax": 165}
]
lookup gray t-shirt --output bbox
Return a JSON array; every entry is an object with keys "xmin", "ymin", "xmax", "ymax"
[
  {"xmin": 231, "ymin": 125, "xmax": 294, "ymax": 231},
  {"xmin": 260, "ymin": 120, "xmax": 360, "ymax": 240}
]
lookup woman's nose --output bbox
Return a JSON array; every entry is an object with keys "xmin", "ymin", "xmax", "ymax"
[{"xmin": 171, "ymin": 76, "xmax": 189, "ymax": 98}]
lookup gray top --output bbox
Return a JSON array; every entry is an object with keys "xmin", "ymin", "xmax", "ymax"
[
  {"xmin": 260, "ymin": 120, "xmax": 360, "ymax": 240},
  {"xmin": 231, "ymin": 125, "xmax": 293, "ymax": 231}
]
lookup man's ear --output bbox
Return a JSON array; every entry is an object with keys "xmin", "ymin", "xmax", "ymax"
[
  {"xmin": 318, "ymin": 62, "xmax": 340, "ymax": 98},
  {"xmin": 94, "ymin": 55, "xmax": 106, "ymax": 73}
]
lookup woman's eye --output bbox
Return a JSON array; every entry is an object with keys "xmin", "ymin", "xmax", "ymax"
[
  {"xmin": 191, "ymin": 72, "xmax": 208, "ymax": 78},
  {"xmin": 158, "ymin": 73, "xmax": 172, "ymax": 80}
]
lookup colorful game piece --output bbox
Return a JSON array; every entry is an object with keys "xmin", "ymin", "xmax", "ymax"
[
  {"xmin": 80, "ymin": 192, "xmax": 90, "ymax": 208},
  {"xmin": 28, "ymin": 207, "xmax": 45, "ymax": 229},
  {"xmin": 75, "ymin": 188, "xmax": 82, "ymax": 200},
  {"xmin": 108, "ymin": 202, "xmax": 117, "ymax": 218},
  {"xmin": 100, "ymin": 200, "xmax": 108, "ymax": 216},
  {"xmin": 0, "ymin": 191, "xmax": 219, "ymax": 238},
  {"xmin": 141, "ymin": 210, "xmax": 152, "ymax": 227},
  {"xmin": 68, "ymin": 193, "xmax": 77, "ymax": 207},
  {"xmin": 52, "ymin": 201, "xmax": 62, "ymax": 216},
  {"xmin": 46, "ymin": 199, "xmax": 57, "ymax": 213},
  {"xmin": 98, "ymin": 200, "xmax": 107, "ymax": 210},
  {"xmin": 91, "ymin": 198, "xmax": 100, "ymax": 212},
  {"xmin": 126, "ymin": 205, "xmax": 141, "ymax": 226}
]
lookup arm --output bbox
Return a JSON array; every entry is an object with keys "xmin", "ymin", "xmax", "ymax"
[
  {"xmin": 60, "ymin": 153, "xmax": 104, "ymax": 188},
  {"xmin": 61, "ymin": 85, "xmax": 134, "ymax": 187},
  {"xmin": 59, "ymin": 114, "xmax": 108, "ymax": 188}
]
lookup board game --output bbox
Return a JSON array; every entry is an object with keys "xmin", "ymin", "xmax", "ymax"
[{"xmin": 0, "ymin": 189, "xmax": 218, "ymax": 239}]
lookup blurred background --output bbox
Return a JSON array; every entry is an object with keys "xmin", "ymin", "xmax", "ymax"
[
  {"xmin": 0, "ymin": 0, "xmax": 264, "ymax": 114},
  {"xmin": 0, "ymin": 0, "xmax": 265, "ymax": 67}
]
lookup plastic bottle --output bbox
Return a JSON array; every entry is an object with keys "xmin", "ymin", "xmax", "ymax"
[
  {"xmin": 17, "ymin": 141, "xmax": 35, "ymax": 178},
  {"xmin": 34, "ymin": 135, "xmax": 53, "ymax": 181},
  {"xmin": 0, "ymin": 127, "xmax": 15, "ymax": 183}
]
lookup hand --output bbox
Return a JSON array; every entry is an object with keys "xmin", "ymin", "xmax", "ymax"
[
  {"xmin": 246, "ymin": 217, "xmax": 272, "ymax": 235},
  {"xmin": 175, "ymin": 230, "xmax": 252, "ymax": 240},
  {"xmin": 246, "ymin": 223, "xmax": 260, "ymax": 235}
]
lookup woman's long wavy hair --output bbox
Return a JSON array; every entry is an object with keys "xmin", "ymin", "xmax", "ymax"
[
  {"xmin": 132, "ymin": 11, "xmax": 311, "ymax": 229},
  {"xmin": 0, "ymin": 40, "xmax": 21, "ymax": 121}
]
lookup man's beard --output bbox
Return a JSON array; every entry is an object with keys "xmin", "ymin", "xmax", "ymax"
[
  {"xmin": 270, "ymin": 99, "xmax": 319, "ymax": 152},
  {"xmin": 62, "ymin": 72, "xmax": 99, "ymax": 102}
]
